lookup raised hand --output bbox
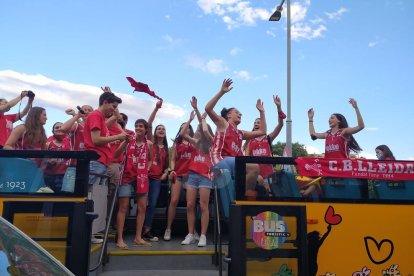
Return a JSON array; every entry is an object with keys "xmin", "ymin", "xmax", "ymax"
[
  {"xmin": 349, "ymin": 98, "xmax": 358, "ymax": 109},
  {"xmin": 308, "ymin": 108, "xmax": 314, "ymax": 120},
  {"xmin": 190, "ymin": 96, "xmax": 198, "ymax": 109},
  {"xmin": 156, "ymin": 100, "xmax": 163, "ymax": 109},
  {"xmin": 220, "ymin": 78, "xmax": 233, "ymax": 93},
  {"xmin": 256, "ymin": 99, "xmax": 264, "ymax": 112},
  {"xmin": 65, "ymin": 108, "xmax": 76, "ymax": 116},
  {"xmin": 101, "ymin": 86, "xmax": 112, "ymax": 93},
  {"xmin": 273, "ymin": 95, "xmax": 281, "ymax": 108}
]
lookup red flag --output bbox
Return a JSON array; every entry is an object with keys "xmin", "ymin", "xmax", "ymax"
[{"xmin": 126, "ymin": 76, "xmax": 163, "ymax": 101}]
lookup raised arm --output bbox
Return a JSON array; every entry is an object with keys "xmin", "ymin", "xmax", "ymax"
[
  {"xmin": 243, "ymin": 99, "xmax": 267, "ymax": 140},
  {"xmin": 180, "ymin": 111, "xmax": 199, "ymax": 146},
  {"xmin": 201, "ymin": 114, "xmax": 214, "ymax": 143},
  {"xmin": 205, "ymin": 78, "xmax": 233, "ymax": 131},
  {"xmin": 59, "ymin": 109, "xmax": 82, "ymax": 133},
  {"xmin": 16, "ymin": 96, "xmax": 34, "ymax": 119},
  {"xmin": 268, "ymin": 95, "xmax": 285, "ymax": 142},
  {"xmin": 308, "ymin": 108, "xmax": 327, "ymax": 140},
  {"xmin": 342, "ymin": 98, "xmax": 365, "ymax": 136},
  {"xmin": 190, "ymin": 96, "xmax": 203, "ymax": 122},
  {"xmin": 147, "ymin": 100, "xmax": 162, "ymax": 141},
  {"xmin": 0, "ymin": 91, "xmax": 30, "ymax": 112}
]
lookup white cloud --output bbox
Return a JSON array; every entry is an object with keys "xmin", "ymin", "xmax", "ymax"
[
  {"xmin": 230, "ymin": 47, "xmax": 242, "ymax": 56},
  {"xmin": 368, "ymin": 41, "xmax": 377, "ymax": 48},
  {"xmin": 161, "ymin": 34, "xmax": 183, "ymax": 48},
  {"xmin": 407, "ymin": 156, "xmax": 414, "ymax": 161},
  {"xmin": 325, "ymin": 7, "xmax": 348, "ymax": 20},
  {"xmin": 197, "ymin": 0, "xmax": 330, "ymax": 41},
  {"xmin": 290, "ymin": 0, "xmax": 309, "ymax": 24},
  {"xmin": 197, "ymin": 0, "xmax": 270, "ymax": 29},
  {"xmin": 206, "ymin": 59, "xmax": 228, "ymax": 74},
  {"xmin": 253, "ymin": 74, "xmax": 268, "ymax": 81},
  {"xmin": 165, "ymin": 15, "xmax": 171, "ymax": 20},
  {"xmin": 233, "ymin": 70, "xmax": 251, "ymax": 80},
  {"xmin": 305, "ymin": 145, "xmax": 322, "ymax": 155},
  {"xmin": 368, "ymin": 36, "xmax": 383, "ymax": 48},
  {"xmin": 185, "ymin": 56, "xmax": 228, "ymax": 74},
  {"xmin": 0, "ymin": 70, "xmax": 184, "ymax": 122},
  {"xmin": 310, "ymin": 17, "xmax": 325, "ymax": 25},
  {"xmin": 222, "ymin": 15, "xmax": 238, "ymax": 30},
  {"xmin": 291, "ymin": 23, "xmax": 327, "ymax": 41},
  {"xmin": 266, "ymin": 30, "xmax": 276, "ymax": 37}
]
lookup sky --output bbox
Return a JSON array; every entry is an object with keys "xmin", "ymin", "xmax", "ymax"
[{"xmin": 1, "ymin": 0, "xmax": 413, "ymax": 160}]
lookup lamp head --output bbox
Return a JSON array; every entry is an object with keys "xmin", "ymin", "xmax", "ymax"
[{"xmin": 269, "ymin": 5, "xmax": 283, "ymax": 21}]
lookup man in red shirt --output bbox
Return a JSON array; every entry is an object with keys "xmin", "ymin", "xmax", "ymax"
[
  {"xmin": 84, "ymin": 88, "xmax": 129, "ymax": 243},
  {"xmin": 0, "ymin": 91, "xmax": 34, "ymax": 148}
]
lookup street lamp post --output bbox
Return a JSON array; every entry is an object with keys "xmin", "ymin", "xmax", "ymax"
[{"xmin": 269, "ymin": 0, "xmax": 292, "ymax": 157}]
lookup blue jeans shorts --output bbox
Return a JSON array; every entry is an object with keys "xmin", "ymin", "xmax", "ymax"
[
  {"xmin": 187, "ymin": 172, "xmax": 213, "ymax": 189},
  {"xmin": 118, "ymin": 181, "xmax": 148, "ymax": 197},
  {"xmin": 88, "ymin": 161, "xmax": 108, "ymax": 186},
  {"xmin": 213, "ymin": 157, "xmax": 235, "ymax": 178}
]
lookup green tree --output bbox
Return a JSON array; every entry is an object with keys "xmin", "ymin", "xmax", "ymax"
[{"xmin": 271, "ymin": 141, "xmax": 309, "ymax": 157}]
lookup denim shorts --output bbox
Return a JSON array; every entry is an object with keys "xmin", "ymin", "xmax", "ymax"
[
  {"xmin": 88, "ymin": 161, "xmax": 108, "ymax": 186},
  {"xmin": 187, "ymin": 172, "xmax": 212, "ymax": 189},
  {"xmin": 176, "ymin": 175, "xmax": 189, "ymax": 184},
  {"xmin": 213, "ymin": 157, "xmax": 235, "ymax": 178},
  {"xmin": 118, "ymin": 181, "xmax": 147, "ymax": 197}
]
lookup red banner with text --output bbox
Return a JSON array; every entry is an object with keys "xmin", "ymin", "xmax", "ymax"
[{"xmin": 296, "ymin": 158, "xmax": 414, "ymax": 181}]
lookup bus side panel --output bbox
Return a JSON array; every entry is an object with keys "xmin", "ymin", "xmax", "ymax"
[{"xmin": 305, "ymin": 202, "xmax": 413, "ymax": 275}]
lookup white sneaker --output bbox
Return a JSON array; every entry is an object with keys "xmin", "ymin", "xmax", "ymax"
[
  {"xmin": 194, "ymin": 230, "xmax": 200, "ymax": 241},
  {"xmin": 198, "ymin": 234, "xmax": 207, "ymax": 247},
  {"xmin": 91, "ymin": 237, "xmax": 103, "ymax": 244},
  {"xmin": 164, "ymin": 229, "xmax": 171, "ymax": 241},
  {"xmin": 181, "ymin": 234, "xmax": 196, "ymax": 245}
]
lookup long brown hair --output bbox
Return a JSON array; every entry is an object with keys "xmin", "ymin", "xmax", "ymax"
[
  {"xmin": 331, "ymin": 113, "xmax": 362, "ymax": 153},
  {"xmin": 197, "ymin": 123, "xmax": 213, "ymax": 154},
  {"xmin": 153, "ymin": 124, "xmax": 169, "ymax": 170},
  {"xmin": 24, "ymin": 106, "xmax": 47, "ymax": 148}
]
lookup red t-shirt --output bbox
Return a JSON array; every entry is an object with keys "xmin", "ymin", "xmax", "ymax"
[
  {"xmin": 68, "ymin": 123, "xmax": 85, "ymax": 151},
  {"xmin": 210, "ymin": 123, "xmax": 243, "ymax": 166},
  {"xmin": 189, "ymin": 149, "xmax": 212, "ymax": 179},
  {"xmin": 148, "ymin": 144, "xmax": 167, "ymax": 180},
  {"xmin": 173, "ymin": 141, "xmax": 195, "ymax": 176},
  {"xmin": 248, "ymin": 135, "xmax": 274, "ymax": 178},
  {"xmin": 84, "ymin": 110, "xmax": 112, "ymax": 166},
  {"xmin": 0, "ymin": 113, "xmax": 18, "ymax": 146},
  {"xmin": 44, "ymin": 136, "xmax": 71, "ymax": 175},
  {"xmin": 325, "ymin": 129, "xmax": 350, "ymax": 159},
  {"xmin": 108, "ymin": 122, "xmax": 123, "ymax": 163}
]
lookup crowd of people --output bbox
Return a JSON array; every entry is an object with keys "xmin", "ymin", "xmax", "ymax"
[{"xmin": 0, "ymin": 79, "xmax": 396, "ymax": 249}]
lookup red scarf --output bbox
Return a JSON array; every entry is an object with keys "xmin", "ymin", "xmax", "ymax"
[{"xmin": 135, "ymin": 140, "xmax": 149, "ymax": 193}]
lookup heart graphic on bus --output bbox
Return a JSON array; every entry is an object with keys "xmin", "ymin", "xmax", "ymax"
[
  {"xmin": 324, "ymin": 205, "xmax": 342, "ymax": 225},
  {"xmin": 364, "ymin": 236, "xmax": 394, "ymax": 264}
]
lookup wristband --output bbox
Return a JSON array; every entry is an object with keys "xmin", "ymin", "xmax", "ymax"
[{"xmin": 278, "ymin": 111, "xmax": 287, "ymax": 119}]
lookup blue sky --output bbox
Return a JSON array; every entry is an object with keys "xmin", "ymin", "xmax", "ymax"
[{"xmin": 1, "ymin": 0, "xmax": 413, "ymax": 160}]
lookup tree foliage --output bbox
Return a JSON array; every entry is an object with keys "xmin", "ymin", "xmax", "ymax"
[{"xmin": 271, "ymin": 142, "xmax": 309, "ymax": 158}]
